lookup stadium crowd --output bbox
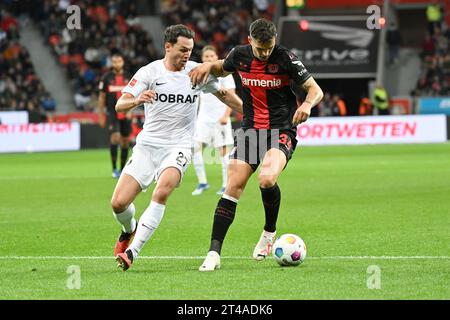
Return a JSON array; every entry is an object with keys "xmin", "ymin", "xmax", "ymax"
[
  {"xmin": 415, "ymin": 5, "xmax": 450, "ymax": 97},
  {"xmin": 0, "ymin": 8, "xmax": 54, "ymax": 121},
  {"xmin": 33, "ymin": 0, "xmax": 159, "ymax": 111},
  {"xmin": 161, "ymin": 0, "xmax": 275, "ymax": 61}
]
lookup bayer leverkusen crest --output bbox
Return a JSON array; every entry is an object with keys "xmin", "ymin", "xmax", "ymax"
[
  {"xmin": 268, "ymin": 64, "xmax": 279, "ymax": 73},
  {"xmin": 128, "ymin": 78, "xmax": 137, "ymax": 87}
]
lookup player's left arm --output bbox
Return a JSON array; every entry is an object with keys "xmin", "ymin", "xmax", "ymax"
[
  {"xmin": 292, "ymin": 77, "xmax": 324, "ymax": 126},
  {"xmin": 285, "ymin": 50, "xmax": 323, "ymax": 125},
  {"xmin": 213, "ymin": 88, "xmax": 243, "ymax": 115},
  {"xmin": 218, "ymin": 88, "xmax": 234, "ymax": 125}
]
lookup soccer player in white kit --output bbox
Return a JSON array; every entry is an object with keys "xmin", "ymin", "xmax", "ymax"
[
  {"xmin": 192, "ymin": 46, "xmax": 236, "ymax": 196},
  {"xmin": 111, "ymin": 25, "xmax": 243, "ymax": 271}
]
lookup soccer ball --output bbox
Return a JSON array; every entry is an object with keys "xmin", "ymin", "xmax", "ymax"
[{"xmin": 272, "ymin": 234, "xmax": 307, "ymax": 266}]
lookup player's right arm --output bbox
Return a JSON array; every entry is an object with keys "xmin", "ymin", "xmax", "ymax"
[
  {"xmin": 189, "ymin": 60, "xmax": 231, "ymax": 86},
  {"xmin": 98, "ymin": 75, "xmax": 108, "ymax": 128},
  {"xmin": 115, "ymin": 91, "xmax": 155, "ymax": 113},
  {"xmin": 117, "ymin": 66, "xmax": 155, "ymax": 112},
  {"xmin": 190, "ymin": 47, "xmax": 237, "ymax": 85},
  {"xmin": 98, "ymin": 92, "xmax": 106, "ymax": 128}
]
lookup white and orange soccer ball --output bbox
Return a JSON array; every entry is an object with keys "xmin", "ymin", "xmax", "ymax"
[{"xmin": 272, "ymin": 234, "xmax": 307, "ymax": 266}]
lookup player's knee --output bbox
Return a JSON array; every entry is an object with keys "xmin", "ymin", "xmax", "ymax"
[
  {"xmin": 258, "ymin": 174, "xmax": 277, "ymax": 189},
  {"xmin": 225, "ymin": 181, "xmax": 245, "ymax": 199},
  {"xmin": 111, "ymin": 134, "xmax": 120, "ymax": 144},
  {"xmin": 111, "ymin": 196, "xmax": 130, "ymax": 213},
  {"xmin": 152, "ymin": 185, "xmax": 174, "ymax": 203}
]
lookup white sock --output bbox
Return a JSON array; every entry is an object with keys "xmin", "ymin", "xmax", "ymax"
[
  {"xmin": 220, "ymin": 153, "xmax": 229, "ymax": 188},
  {"xmin": 193, "ymin": 147, "xmax": 207, "ymax": 184},
  {"xmin": 113, "ymin": 203, "xmax": 136, "ymax": 233},
  {"xmin": 128, "ymin": 201, "xmax": 165, "ymax": 259}
]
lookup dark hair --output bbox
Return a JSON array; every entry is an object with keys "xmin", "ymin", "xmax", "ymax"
[
  {"xmin": 110, "ymin": 48, "xmax": 123, "ymax": 58},
  {"xmin": 201, "ymin": 45, "xmax": 217, "ymax": 55},
  {"xmin": 249, "ymin": 18, "xmax": 277, "ymax": 43},
  {"xmin": 164, "ymin": 24, "xmax": 195, "ymax": 44}
]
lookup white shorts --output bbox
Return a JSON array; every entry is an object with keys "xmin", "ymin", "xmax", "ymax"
[
  {"xmin": 122, "ymin": 144, "xmax": 192, "ymax": 191},
  {"xmin": 195, "ymin": 119, "xmax": 234, "ymax": 148}
]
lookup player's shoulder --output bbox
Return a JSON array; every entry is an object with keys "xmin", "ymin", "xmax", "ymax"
[
  {"xmin": 227, "ymin": 45, "xmax": 251, "ymax": 58},
  {"xmin": 139, "ymin": 59, "xmax": 163, "ymax": 72},
  {"xmin": 272, "ymin": 44, "xmax": 299, "ymax": 61},
  {"xmin": 101, "ymin": 70, "xmax": 114, "ymax": 81},
  {"xmin": 132, "ymin": 59, "xmax": 164, "ymax": 79}
]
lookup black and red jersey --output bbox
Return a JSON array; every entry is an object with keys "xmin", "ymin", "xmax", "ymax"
[
  {"xmin": 223, "ymin": 44, "xmax": 311, "ymax": 131},
  {"xmin": 98, "ymin": 71, "xmax": 131, "ymax": 119}
]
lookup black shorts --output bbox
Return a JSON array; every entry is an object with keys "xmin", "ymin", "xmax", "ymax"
[
  {"xmin": 230, "ymin": 128, "xmax": 298, "ymax": 172},
  {"xmin": 108, "ymin": 115, "xmax": 132, "ymax": 137}
]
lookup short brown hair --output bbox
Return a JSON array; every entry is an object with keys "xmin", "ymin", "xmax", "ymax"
[
  {"xmin": 164, "ymin": 24, "xmax": 195, "ymax": 45},
  {"xmin": 201, "ymin": 45, "xmax": 217, "ymax": 55},
  {"xmin": 249, "ymin": 18, "xmax": 277, "ymax": 43}
]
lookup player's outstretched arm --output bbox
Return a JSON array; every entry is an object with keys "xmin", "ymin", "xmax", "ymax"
[
  {"xmin": 98, "ymin": 92, "xmax": 106, "ymax": 128},
  {"xmin": 115, "ymin": 91, "xmax": 156, "ymax": 113},
  {"xmin": 213, "ymin": 88, "xmax": 243, "ymax": 114},
  {"xmin": 189, "ymin": 60, "xmax": 231, "ymax": 86},
  {"xmin": 292, "ymin": 77, "xmax": 323, "ymax": 126}
]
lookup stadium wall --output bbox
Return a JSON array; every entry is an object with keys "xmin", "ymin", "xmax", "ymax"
[
  {"xmin": 295, "ymin": 115, "xmax": 448, "ymax": 146},
  {"xmin": 0, "ymin": 114, "xmax": 449, "ymax": 153},
  {"xmin": 80, "ymin": 125, "xmax": 110, "ymax": 149}
]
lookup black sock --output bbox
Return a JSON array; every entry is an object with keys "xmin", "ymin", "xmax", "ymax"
[
  {"xmin": 110, "ymin": 144, "xmax": 118, "ymax": 170},
  {"xmin": 260, "ymin": 184, "xmax": 281, "ymax": 233},
  {"xmin": 209, "ymin": 197, "xmax": 237, "ymax": 255},
  {"xmin": 120, "ymin": 147, "xmax": 129, "ymax": 171}
]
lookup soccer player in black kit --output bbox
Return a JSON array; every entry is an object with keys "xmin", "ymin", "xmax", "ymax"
[
  {"xmin": 190, "ymin": 18, "xmax": 324, "ymax": 271},
  {"xmin": 98, "ymin": 52, "xmax": 132, "ymax": 178}
]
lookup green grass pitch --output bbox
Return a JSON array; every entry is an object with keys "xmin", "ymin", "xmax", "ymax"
[{"xmin": 0, "ymin": 143, "xmax": 449, "ymax": 300}]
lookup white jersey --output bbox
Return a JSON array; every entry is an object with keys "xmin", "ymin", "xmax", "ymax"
[
  {"xmin": 197, "ymin": 74, "xmax": 236, "ymax": 124},
  {"xmin": 122, "ymin": 60, "xmax": 219, "ymax": 148}
]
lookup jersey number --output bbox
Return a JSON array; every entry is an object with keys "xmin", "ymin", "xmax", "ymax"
[
  {"xmin": 176, "ymin": 152, "xmax": 188, "ymax": 167},
  {"xmin": 279, "ymin": 134, "xmax": 292, "ymax": 150}
]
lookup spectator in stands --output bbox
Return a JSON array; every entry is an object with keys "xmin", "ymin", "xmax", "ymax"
[
  {"xmin": 386, "ymin": 22, "xmax": 401, "ymax": 66},
  {"xmin": 416, "ymin": 21, "xmax": 450, "ymax": 97},
  {"xmin": 421, "ymin": 32, "xmax": 435, "ymax": 58},
  {"xmin": 435, "ymin": 29, "xmax": 448, "ymax": 56},
  {"xmin": 26, "ymin": 100, "xmax": 44, "ymax": 123},
  {"xmin": 74, "ymin": 84, "xmax": 93, "ymax": 111},
  {"xmin": 330, "ymin": 94, "xmax": 347, "ymax": 117},
  {"xmin": 372, "ymin": 84, "xmax": 390, "ymax": 115},
  {"xmin": 41, "ymin": 92, "xmax": 56, "ymax": 113},
  {"xmin": 0, "ymin": 7, "xmax": 53, "ymax": 117},
  {"xmin": 318, "ymin": 92, "xmax": 332, "ymax": 117},
  {"xmin": 426, "ymin": 0, "xmax": 442, "ymax": 36},
  {"xmin": 430, "ymin": 76, "xmax": 442, "ymax": 96},
  {"xmin": 36, "ymin": 0, "xmax": 159, "ymax": 112},
  {"xmin": 442, "ymin": 53, "xmax": 450, "ymax": 75},
  {"xmin": 358, "ymin": 96, "xmax": 372, "ymax": 116},
  {"xmin": 162, "ymin": 0, "xmax": 274, "ymax": 61}
]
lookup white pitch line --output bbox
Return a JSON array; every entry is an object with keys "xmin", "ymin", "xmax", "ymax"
[{"xmin": 0, "ymin": 256, "xmax": 448, "ymax": 260}]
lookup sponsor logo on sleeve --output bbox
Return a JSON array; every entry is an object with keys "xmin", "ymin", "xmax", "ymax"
[{"xmin": 128, "ymin": 78, "xmax": 137, "ymax": 87}]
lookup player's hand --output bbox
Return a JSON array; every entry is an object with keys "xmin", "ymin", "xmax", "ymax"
[
  {"xmin": 219, "ymin": 115, "xmax": 228, "ymax": 125},
  {"xmin": 136, "ymin": 90, "xmax": 156, "ymax": 105},
  {"xmin": 189, "ymin": 62, "xmax": 212, "ymax": 87},
  {"xmin": 292, "ymin": 102, "xmax": 312, "ymax": 126},
  {"xmin": 98, "ymin": 112, "xmax": 106, "ymax": 128}
]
